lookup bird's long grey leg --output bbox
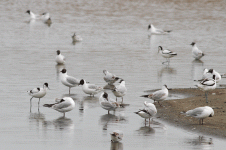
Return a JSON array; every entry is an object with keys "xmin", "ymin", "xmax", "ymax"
[
  {"xmin": 205, "ymin": 92, "xmax": 208, "ymax": 103},
  {"xmin": 38, "ymin": 98, "xmax": 40, "ymax": 106},
  {"xmin": 149, "ymin": 118, "xmax": 151, "ymax": 127},
  {"xmin": 108, "ymin": 110, "xmax": 109, "ymax": 114},
  {"xmin": 69, "ymin": 87, "xmax": 71, "ymax": 95},
  {"xmin": 122, "ymin": 97, "xmax": 123, "ymax": 103},
  {"xmin": 116, "ymin": 97, "xmax": 117, "ymax": 102},
  {"xmin": 30, "ymin": 97, "xmax": 33, "ymax": 109},
  {"xmin": 145, "ymin": 119, "xmax": 146, "ymax": 126}
]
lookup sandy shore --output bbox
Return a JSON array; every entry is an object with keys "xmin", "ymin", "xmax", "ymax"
[{"xmin": 155, "ymin": 88, "xmax": 226, "ymax": 138}]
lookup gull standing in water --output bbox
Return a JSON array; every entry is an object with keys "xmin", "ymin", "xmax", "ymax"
[
  {"xmin": 110, "ymin": 130, "xmax": 123, "ymax": 142},
  {"xmin": 103, "ymin": 70, "xmax": 119, "ymax": 85},
  {"xmin": 112, "ymin": 79, "xmax": 127, "ymax": 102},
  {"xmin": 158, "ymin": 46, "xmax": 177, "ymax": 64},
  {"xmin": 27, "ymin": 83, "xmax": 49, "ymax": 107},
  {"xmin": 184, "ymin": 106, "xmax": 214, "ymax": 125},
  {"xmin": 141, "ymin": 85, "xmax": 169, "ymax": 106},
  {"xmin": 135, "ymin": 101, "xmax": 157, "ymax": 126},
  {"xmin": 55, "ymin": 50, "xmax": 66, "ymax": 65},
  {"xmin": 99, "ymin": 92, "xmax": 121, "ymax": 114},
  {"xmin": 202, "ymin": 69, "xmax": 221, "ymax": 83},
  {"xmin": 148, "ymin": 24, "xmax": 171, "ymax": 35},
  {"xmin": 60, "ymin": 69, "xmax": 80, "ymax": 94},
  {"xmin": 43, "ymin": 97, "xmax": 75, "ymax": 117},
  {"xmin": 79, "ymin": 79, "xmax": 103, "ymax": 96},
  {"xmin": 191, "ymin": 42, "xmax": 204, "ymax": 60},
  {"xmin": 72, "ymin": 32, "xmax": 83, "ymax": 43},
  {"xmin": 196, "ymin": 75, "xmax": 216, "ymax": 103}
]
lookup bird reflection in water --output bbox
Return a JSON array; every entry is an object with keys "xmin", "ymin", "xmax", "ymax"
[
  {"xmin": 29, "ymin": 110, "xmax": 45, "ymax": 129},
  {"xmin": 185, "ymin": 136, "xmax": 213, "ymax": 149},
  {"xmin": 110, "ymin": 142, "xmax": 123, "ymax": 150},
  {"xmin": 99, "ymin": 113, "xmax": 127, "ymax": 130},
  {"xmin": 136, "ymin": 126, "xmax": 155, "ymax": 135},
  {"xmin": 82, "ymin": 96, "xmax": 99, "ymax": 109},
  {"xmin": 192, "ymin": 59, "xmax": 204, "ymax": 81},
  {"xmin": 43, "ymin": 116, "xmax": 74, "ymax": 131}
]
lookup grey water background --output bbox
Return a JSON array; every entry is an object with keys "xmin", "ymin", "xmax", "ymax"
[{"xmin": 0, "ymin": 0, "xmax": 226, "ymax": 149}]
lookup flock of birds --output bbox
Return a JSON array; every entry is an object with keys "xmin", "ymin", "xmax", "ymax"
[{"xmin": 26, "ymin": 11, "xmax": 224, "ymax": 142}]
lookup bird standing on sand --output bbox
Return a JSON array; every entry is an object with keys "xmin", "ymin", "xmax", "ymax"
[
  {"xmin": 191, "ymin": 42, "xmax": 204, "ymax": 60},
  {"xmin": 60, "ymin": 69, "xmax": 80, "ymax": 94},
  {"xmin": 184, "ymin": 106, "xmax": 214, "ymax": 125},
  {"xmin": 43, "ymin": 97, "xmax": 75, "ymax": 117},
  {"xmin": 141, "ymin": 85, "xmax": 169, "ymax": 106},
  {"xmin": 135, "ymin": 101, "xmax": 157, "ymax": 126},
  {"xmin": 196, "ymin": 75, "xmax": 216, "ymax": 103}
]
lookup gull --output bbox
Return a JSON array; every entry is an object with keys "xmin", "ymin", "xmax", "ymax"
[
  {"xmin": 27, "ymin": 83, "xmax": 49, "ymax": 107},
  {"xmin": 110, "ymin": 130, "xmax": 123, "ymax": 142},
  {"xmin": 191, "ymin": 42, "xmax": 204, "ymax": 60},
  {"xmin": 41, "ymin": 12, "xmax": 52, "ymax": 26},
  {"xmin": 112, "ymin": 79, "xmax": 127, "ymax": 102},
  {"xmin": 135, "ymin": 101, "xmax": 157, "ymax": 126},
  {"xmin": 72, "ymin": 33, "xmax": 83, "ymax": 43},
  {"xmin": 60, "ymin": 69, "xmax": 80, "ymax": 94},
  {"xmin": 158, "ymin": 46, "xmax": 177, "ymax": 64},
  {"xmin": 99, "ymin": 92, "xmax": 122, "ymax": 114},
  {"xmin": 196, "ymin": 75, "xmax": 216, "ymax": 103},
  {"xmin": 141, "ymin": 85, "xmax": 169, "ymax": 106},
  {"xmin": 148, "ymin": 24, "xmax": 171, "ymax": 35},
  {"xmin": 55, "ymin": 50, "xmax": 66, "ymax": 65},
  {"xmin": 43, "ymin": 97, "xmax": 75, "ymax": 117},
  {"xmin": 26, "ymin": 10, "xmax": 40, "ymax": 19},
  {"xmin": 103, "ymin": 70, "xmax": 119, "ymax": 85},
  {"xmin": 202, "ymin": 69, "xmax": 221, "ymax": 83},
  {"xmin": 184, "ymin": 106, "xmax": 214, "ymax": 125},
  {"xmin": 79, "ymin": 79, "xmax": 103, "ymax": 96}
]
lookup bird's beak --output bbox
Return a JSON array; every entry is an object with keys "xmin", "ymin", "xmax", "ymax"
[{"xmin": 167, "ymin": 88, "xmax": 172, "ymax": 90}]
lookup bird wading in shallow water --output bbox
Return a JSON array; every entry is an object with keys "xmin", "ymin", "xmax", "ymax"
[
  {"xmin": 148, "ymin": 24, "xmax": 171, "ymax": 35},
  {"xmin": 43, "ymin": 97, "xmax": 75, "ymax": 117},
  {"xmin": 191, "ymin": 42, "xmax": 204, "ymax": 60},
  {"xmin": 55, "ymin": 50, "xmax": 66, "ymax": 65},
  {"xmin": 79, "ymin": 79, "xmax": 103, "ymax": 96},
  {"xmin": 110, "ymin": 130, "xmax": 123, "ymax": 142},
  {"xmin": 112, "ymin": 79, "xmax": 127, "ymax": 103},
  {"xmin": 103, "ymin": 70, "xmax": 120, "ymax": 85},
  {"xmin": 158, "ymin": 46, "xmax": 177, "ymax": 64}
]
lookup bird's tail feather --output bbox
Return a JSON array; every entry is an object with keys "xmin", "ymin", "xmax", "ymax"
[
  {"xmin": 140, "ymin": 95, "xmax": 149, "ymax": 98},
  {"xmin": 43, "ymin": 104, "xmax": 54, "ymax": 107}
]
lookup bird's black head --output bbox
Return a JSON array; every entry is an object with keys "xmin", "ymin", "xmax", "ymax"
[
  {"xmin": 212, "ymin": 75, "xmax": 216, "ymax": 80},
  {"xmin": 44, "ymin": 83, "xmax": 49, "ymax": 87},
  {"xmin": 103, "ymin": 92, "xmax": 108, "ymax": 99},
  {"xmin": 115, "ymin": 77, "xmax": 120, "ymax": 80},
  {"xmin": 79, "ymin": 79, "xmax": 85, "ymax": 85},
  {"xmin": 60, "ymin": 99, "xmax": 65, "ymax": 103},
  {"xmin": 119, "ymin": 79, "xmax": 124, "ymax": 83},
  {"xmin": 148, "ymin": 24, "xmax": 151, "ymax": 30},
  {"xmin": 56, "ymin": 50, "xmax": 60, "ymax": 55},
  {"xmin": 60, "ymin": 69, "xmax": 67, "ymax": 73},
  {"xmin": 26, "ymin": 10, "xmax": 30, "ymax": 14},
  {"xmin": 190, "ymin": 42, "xmax": 195, "ymax": 46},
  {"xmin": 164, "ymin": 84, "xmax": 168, "ymax": 89},
  {"xmin": 42, "ymin": 12, "xmax": 47, "ymax": 15},
  {"xmin": 208, "ymin": 69, "xmax": 213, "ymax": 73}
]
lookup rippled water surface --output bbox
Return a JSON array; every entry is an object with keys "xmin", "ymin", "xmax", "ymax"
[{"xmin": 0, "ymin": 0, "xmax": 226, "ymax": 149}]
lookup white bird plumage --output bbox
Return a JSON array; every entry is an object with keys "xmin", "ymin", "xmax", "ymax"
[
  {"xmin": 202, "ymin": 69, "xmax": 221, "ymax": 83},
  {"xmin": 27, "ymin": 83, "xmax": 49, "ymax": 106},
  {"xmin": 158, "ymin": 46, "xmax": 177, "ymax": 64},
  {"xmin": 79, "ymin": 79, "xmax": 103, "ymax": 96},
  {"xmin": 141, "ymin": 85, "xmax": 169, "ymax": 106},
  {"xmin": 60, "ymin": 69, "xmax": 80, "ymax": 94},
  {"xmin": 72, "ymin": 32, "xmax": 83, "ymax": 42},
  {"xmin": 112, "ymin": 79, "xmax": 127, "ymax": 102},
  {"xmin": 148, "ymin": 24, "xmax": 171, "ymax": 35},
  {"xmin": 26, "ymin": 10, "xmax": 40, "ymax": 19},
  {"xmin": 103, "ymin": 70, "xmax": 119, "ymax": 85},
  {"xmin": 185, "ymin": 106, "xmax": 214, "ymax": 125},
  {"xmin": 55, "ymin": 50, "xmax": 66, "ymax": 65},
  {"xmin": 191, "ymin": 42, "xmax": 204, "ymax": 60},
  {"xmin": 197, "ymin": 75, "xmax": 216, "ymax": 103},
  {"xmin": 99, "ymin": 92, "xmax": 121, "ymax": 114},
  {"xmin": 110, "ymin": 130, "xmax": 123, "ymax": 142},
  {"xmin": 43, "ymin": 97, "xmax": 75, "ymax": 117},
  {"xmin": 135, "ymin": 101, "xmax": 157, "ymax": 126}
]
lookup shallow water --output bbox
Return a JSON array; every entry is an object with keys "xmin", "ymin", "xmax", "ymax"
[{"xmin": 0, "ymin": 0, "xmax": 226, "ymax": 149}]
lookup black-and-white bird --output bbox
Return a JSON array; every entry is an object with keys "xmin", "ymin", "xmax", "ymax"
[
  {"xmin": 158, "ymin": 46, "xmax": 177, "ymax": 64},
  {"xmin": 55, "ymin": 50, "xmax": 66, "ymax": 65},
  {"xmin": 135, "ymin": 101, "xmax": 157, "ymax": 126},
  {"xmin": 27, "ymin": 83, "xmax": 49, "ymax": 106},
  {"xmin": 148, "ymin": 24, "xmax": 171, "ymax": 35},
  {"xmin": 191, "ymin": 42, "xmax": 204, "ymax": 60},
  {"xmin": 26, "ymin": 10, "xmax": 40, "ymax": 19},
  {"xmin": 184, "ymin": 106, "xmax": 214, "ymax": 125},
  {"xmin": 141, "ymin": 85, "xmax": 169, "ymax": 106},
  {"xmin": 60, "ymin": 69, "xmax": 80, "ymax": 94},
  {"xmin": 110, "ymin": 130, "xmax": 123, "ymax": 142},
  {"xmin": 43, "ymin": 97, "xmax": 75, "ymax": 117},
  {"xmin": 196, "ymin": 75, "xmax": 216, "ymax": 103},
  {"xmin": 202, "ymin": 68, "xmax": 221, "ymax": 83}
]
